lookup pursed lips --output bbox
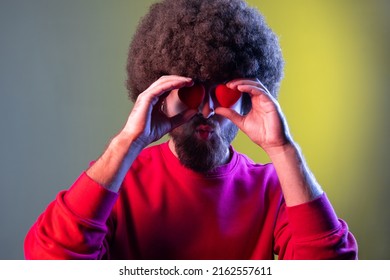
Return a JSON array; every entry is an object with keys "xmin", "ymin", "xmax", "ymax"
[{"xmin": 195, "ymin": 124, "xmax": 214, "ymax": 140}]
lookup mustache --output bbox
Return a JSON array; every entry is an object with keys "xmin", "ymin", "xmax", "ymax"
[{"xmin": 190, "ymin": 114, "xmax": 218, "ymax": 129}]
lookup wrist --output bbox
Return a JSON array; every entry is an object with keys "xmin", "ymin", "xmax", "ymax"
[
  {"xmin": 265, "ymin": 141, "xmax": 323, "ymax": 206},
  {"xmin": 263, "ymin": 140, "xmax": 296, "ymax": 158},
  {"xmin": 86, "ymin": 131, "xmax": 144, "ymax": 192},
  {"xmin": 113, "ymin": 130, "xmax": 145, "ymax": 152}
]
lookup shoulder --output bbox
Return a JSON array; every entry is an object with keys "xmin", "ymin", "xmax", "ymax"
[
  {"xmin": 233, "ymin": 149, "xmax": 281, "ymax": 190},
  {"xmin": 234, "ymin": 149, "xmax": 277, "ymax": 177},
  {"xmin": 230, "ymin": 148, "xmax": 283, "ymax": 203}
]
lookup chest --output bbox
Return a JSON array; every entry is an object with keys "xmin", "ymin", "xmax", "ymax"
[{"xmin": 112, "ymin": 176, "xmax": 276, "ymax": 259}]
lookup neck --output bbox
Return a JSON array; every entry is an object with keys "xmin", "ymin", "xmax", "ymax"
[{"xmin": 168, "ymin": 139, "xmax": 231, "ymax": 167}]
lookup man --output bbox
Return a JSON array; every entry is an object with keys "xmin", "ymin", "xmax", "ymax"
[{"xmin": 24, "ymin": 0, "xmax": 357, "ymax": 259}]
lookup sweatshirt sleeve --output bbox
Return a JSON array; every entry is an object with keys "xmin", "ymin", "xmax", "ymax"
[
  {"xmin": 24, "ymin": 172, "xmax": 118, "ymax": 260},
  {"xmin": 273, "ymin": 193, "xmax": 358, "ymax": 260}
]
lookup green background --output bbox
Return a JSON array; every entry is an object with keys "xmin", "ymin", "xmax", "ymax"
[{"xmin": 0, "ymin": 0, "xmax": 388, "ymax": 259}]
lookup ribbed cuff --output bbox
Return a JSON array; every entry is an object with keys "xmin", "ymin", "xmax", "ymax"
[
  {"xmin": 64, "ymin": 172, "xmax": 118, "ymax": 223},
  {"xmin": 286, "ymin": 193, "xmax": 340, "ymax": 239}
]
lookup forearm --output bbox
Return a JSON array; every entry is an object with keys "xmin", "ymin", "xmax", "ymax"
[
  {"xmin": 266, "ymin": 141, "xmax": 323, "ymax": 207},
  {"xmin": 86, "ymin": 131, "xmax": 144, "ymax": 193}
]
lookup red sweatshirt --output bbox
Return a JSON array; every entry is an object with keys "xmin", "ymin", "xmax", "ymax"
[{"xmin": 24, "ymin": 142, "xmax": 357, "ymax": 259}]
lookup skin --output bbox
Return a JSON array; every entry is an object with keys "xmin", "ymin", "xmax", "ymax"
[
  {"xmin": 169, "ymin": 82, "xmax": 242, "ymax": 173},
  {"xmin": 86, "ymin": 75, "xmax": 323, "ymax": 206}
]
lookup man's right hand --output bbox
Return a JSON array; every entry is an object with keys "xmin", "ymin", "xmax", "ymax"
[
  {"xmin": 121, "ymin": 75, "xmax": 196, "ymax": 148},
  {"xmin": 86, "ymin": 75, "xmax": 196, "ymax": 192}
]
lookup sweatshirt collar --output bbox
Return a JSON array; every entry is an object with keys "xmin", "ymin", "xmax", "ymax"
[{"xmin": 159, "ymin": 141, "xmax": 239, "ymax": 178}]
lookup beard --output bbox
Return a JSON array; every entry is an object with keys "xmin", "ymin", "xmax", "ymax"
[{"xmin": 170, "ymin": 114, "xmax": 239, "ymax": 173}]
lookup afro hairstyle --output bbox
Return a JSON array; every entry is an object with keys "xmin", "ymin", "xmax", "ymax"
[{"xmin": 126, "ymin": 0, "xmax": 284, "ymax": 105}]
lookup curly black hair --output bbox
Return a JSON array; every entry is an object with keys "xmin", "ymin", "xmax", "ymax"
[{"xmin": 126, "ymin": 0, "xmax": 284, "ymax": 105}]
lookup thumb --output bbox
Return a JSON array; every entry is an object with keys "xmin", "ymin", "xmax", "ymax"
[
  {"xmin": 215, "ymin": 107, "xmax": 244, "ymax": 128},
  {"xmin": 169, "ymin": 109, "xmax": 197, "ymax": 129}
]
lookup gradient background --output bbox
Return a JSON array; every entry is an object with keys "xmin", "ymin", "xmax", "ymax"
[{"xmin": 0, "ymin": 0, "xmax": 389, "ymax": 259}]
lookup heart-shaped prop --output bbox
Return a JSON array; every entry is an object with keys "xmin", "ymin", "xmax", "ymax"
[
  {"xmin": 215, "ymin": 84, "xmax": 242, "ymax": 108},
  {"xmin": 178, "ymin": 84, "xmax": 205, "ymax": 109}
]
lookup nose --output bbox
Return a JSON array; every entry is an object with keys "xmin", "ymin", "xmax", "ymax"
[{"xmin": 199, "ymin": 92, "xmax": 215, "ymax": 119}]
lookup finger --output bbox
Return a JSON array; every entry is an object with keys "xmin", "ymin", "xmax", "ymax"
[
  {"xmin": 139, "ymin": 77, "xmax": 193, "ymax": 107},
  {"xmin": 148, "ymin": 76, "xmax": 193, "ymax": 94},
  {"xmin": 148, "ymin": 75, "xmax": 191, "ymax": 87},
  {"xmin": 169, "ymin": 109, "xmax": 197, "ymax": 129},
  {"xmin": 214, "ymin": 107, "xmax": 245, "ymax": 128},
  {"xmin": 237, "ymin": 84, "xmax": 276, "ymax": 102},
  {"xmin": 227, "ymin": 79, "xmax": 271, "ymax": 96},
  {"xmin": 227, "ymin": 78, "xmax": 257, "ymax": 86},
  {"xmin": 237, "ymin": 85, "xmax": 282, "ymax": 114}
]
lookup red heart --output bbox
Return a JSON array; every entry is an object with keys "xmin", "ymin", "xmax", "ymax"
[
  {"xmin": 215, "ymin": 84, "xmax": 242, "ymax": 108},
  {"xmin": 178, "ymin": 84, "xmax": 205, "ymax": 109}
]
